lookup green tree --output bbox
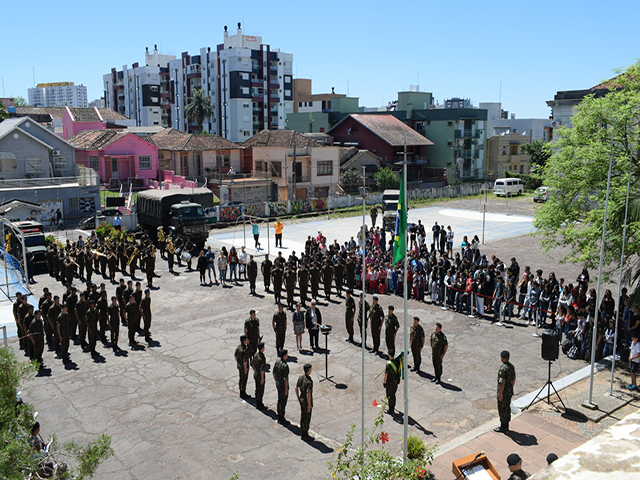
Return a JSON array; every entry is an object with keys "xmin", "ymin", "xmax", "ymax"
[
  {"xmin": 521, "ymin": 139, "xmax": 552, "ymax": 173},
  {"xmin": 534, "ymin": 61, "xmax": 640, "ymax": 289},
  {"xmin": 0, "ymin": 347, "xmax": 113, "ymax": 479},
  {"xmin": 185, "ymin": 88, "xmax": 214, "ymax": 132},
  {"xmin": 12, "ymin": 96, "xmax": 28, "ymax": 107},
  {"xmin": 374, "ymin": 167, "xmax": 399, "ymax": 191},
  {"xmin": 340, "ymin": 168, "xmax": 361, "ymax": 194},
  {"xmin": 0, "ymin": 100, "xmax": 8, "ymax": 120}
]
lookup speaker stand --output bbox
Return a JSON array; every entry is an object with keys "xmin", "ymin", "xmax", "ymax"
[{"xmin": 524, "ymin": 360, "xmax": 566, "ymax": 412}]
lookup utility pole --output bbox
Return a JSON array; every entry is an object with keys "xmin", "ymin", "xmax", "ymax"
[{"xmin": 292, "ymin": 132, "xmax": 297, "ymax": 201}]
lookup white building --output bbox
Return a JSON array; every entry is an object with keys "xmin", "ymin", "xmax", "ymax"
[
  {"xmin": 480, "ymin": 102, "xmax": 552, "ymax": 141},
  {"xmin": 28, "ymin": 82, "xmax": 88, "ymax": 108},
  {"xmin": 104, "ymin": 24, "xmax": 294, "ymax": 142}
]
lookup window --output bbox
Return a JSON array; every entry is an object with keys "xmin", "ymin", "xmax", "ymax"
[
  {"xmin": 502, "ymin": 146, "xmax": 507, "ymax": 155},
  {"xmin": 510, "ymin": 145, "xmax": 519, "ymax": 155},
  {"xmin": 111, "ymin": 158, "xmax": 118, "ymax": 172},
  {"xmin": 244, "ymin": 131, "xmax": 250, "ymax": 136},
  {"xmin": 53, "ymin": 157, "xmax": 68, "ymax": 170},
  {"xmin": 89, "ymin": 155, "xmax": 99, "ymax": 170},
  {"xmin": 242, "ymin": 87, "xmax": 250, "ymax": 94},
  {"xmin": 139, "ymin": 155, "xmax": 151, "ymax": 170},
  {"xmin": 25, "ymin": 158, "xmax": 43, "ymax": 173},
  {"xmin": 69, "ymin": 198, "xmax": 80, "ymax": 214},
  {"xmin": 223, "ymin": 155, "xmax": 230, "ymax": 167},
  {"xmin": 243, "ymin": 103, "xmax": 250, "ymax": 108},
  {"xmin": 299, "ymin": 102, "xmax": 302, "ymax": 107},
  {"xmin": 317, "ymin": 161, "xmax": 333, "ymax": 176}
]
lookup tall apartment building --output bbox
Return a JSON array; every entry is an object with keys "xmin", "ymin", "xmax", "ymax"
[
  {"xmin": 103, "ymin": 24, "xmax": 294, "ymax": 142},
  {"xmin": 103, "ymin": 46, "xmax": 176, "ymax": 128},
  {"xmin": 28, "ymin": 82, "xmax": 88, "ymax": 108}
]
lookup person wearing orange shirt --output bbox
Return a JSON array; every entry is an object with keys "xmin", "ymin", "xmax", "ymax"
[{"xmin": 274, "ymin": 218, "xmax": 284, "ymax": 248}]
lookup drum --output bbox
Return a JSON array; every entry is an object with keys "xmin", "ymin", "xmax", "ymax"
[{"xmin": 181, "ymin": 251, "xmax": 192, "ymax": 262}]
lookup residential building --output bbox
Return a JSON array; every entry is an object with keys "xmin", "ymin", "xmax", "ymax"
[
  {"xmin": 89, "ymin": 98, "xmax": 106, "ymax": 108},
  {"xmin": 27, "ymin": 82, "xmax": 88, "ymax": 108},
  {"xmin": 243, "ymin": 130, "xmax": 339, "ymax": 200},
  {"xmin": 292, "ymin": 79, "xmax": 346, "ymax": 114},
  {"xmin": 0, "ymin": 199, "xmax": 46, "ymax": 222},
  {"xmin": 486, "ymin": 132, "xmax": 531, "ymax": 179},
  {"xmin": 62, "ymin": 107, "xmax": 135, "ymax": 139},
  {"xmin": 328, "ymin": 114, "xmax": 442, "ymax": 185},
  {"xmin": 338, "ymin": 147, "xmax": 383, "ymax": 193},
  {"xmin": 443, "ymin": 97, "xmax": 472, "ymax": 109},
  {"xmin": 68, "ymin": 130, "xmax": 159, "ymax": 187},
  {"xmin": 12, "ymin": 107, "xmax": 130, "ymax": 137},
  {"xmin": 286, "ymin": 96, "xmax": 359, "ymax": 133},
  {"xmin": 480, "ymin": 102, "xmax": 552, "ymax": 140},
  {"xmin": 0, "ymin": 117, "xmax": 76, "ymax": 178}
]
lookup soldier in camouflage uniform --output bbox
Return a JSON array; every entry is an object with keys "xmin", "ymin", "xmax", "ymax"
[
  {"xmin": 384, "ymin": 306, "xmax": 399, "ymax": 359},
  {"xmin": 357, "ymin": 294, "xmax": 370, "ymax": 348},
  {"xmin": 272, "ymin": 303, "xmax": 287, "ymax": 356},
  {"xmin": 430, "ymin": 322, "xmax": 448, "ymax": 384},
  {"xmin": 369, "ymin": 296, "xmax": 385, "ymax": 354},
  {"xmin": 252, "ymin": 342, "xmax": 267, "ymax": 410},
  {"xmin": 383, "ymin": 354, "xmax": 401, "ymax": 415},
  {"xmin": 234, "ymin": 335, "xmax": 250, "ymax": 398},
  {"xmin": 296, "ymin": 364, "xmax": 314, "ymax": 440},
  {"xmin": 244, "ymin": 310, "xmax": 260, "ymax": 359},
  {"xmin": 409, "ymin": 316, "xmax": 425, "ymax": 372},
  {"xmin": 272, "ymin": 349, "xmax": 290, "ymax": 424},
  {"xmin": 494, "ymin": 350, "xmax": 516, "ymax": 433},
  {"xmin": 344, "ymin": 290, "xmax": 356, "ymax": 343}
]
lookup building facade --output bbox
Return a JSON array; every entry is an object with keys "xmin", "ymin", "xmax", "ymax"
[
  {"xmin": 486, "ymin": 132, "xmax": 531, "ymax": 179},
  {"xmin": 480, "ymin": 102, "xmax": 552, "ymax": 141},
  {"xmin": 27, "ymin": 82, "xmax": 88, "ymax": 108},
  {"xmin": 103, "ymin": 24, "xmax": 294, "ymax": 142}
]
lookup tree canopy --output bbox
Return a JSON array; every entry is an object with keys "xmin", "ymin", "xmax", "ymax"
[
  {"xmin": 185, "ymin": 88, "xmax": 214, "ymax": 131},
  {"xmin": 521, "ymin": 139, "xmax": 552, "ymax": 173},
  {"xmin": 534, "ymin": 61, "xmax": 640, "ymax": 291},
  {"xmin": 374, "ymin": 167, "xmax": 399, "ymax": 191}
]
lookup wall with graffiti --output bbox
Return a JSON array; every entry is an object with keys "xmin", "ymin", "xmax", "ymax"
[
  {"xmin": 219, "ymin": 205, "xmax": 243, "ymax": 222},
  {"xmin": 290, "ymin": 198, "xmax": 313, "ymax": 215},
  {"xmin": 268, "ymin": 202, "xmax": 288, "ymax": 217},
  {"xmin": 244, "ymin": 203, "xmax": 267, "ymax": 217},
  {"xmin": 314, "ymin": 198, "xmax": 326, "ymax": 211}
]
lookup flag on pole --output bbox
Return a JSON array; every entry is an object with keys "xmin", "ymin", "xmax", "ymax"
[{"xmin": 392, "ymin": 174, "xmax": 407, "ymax": 265}]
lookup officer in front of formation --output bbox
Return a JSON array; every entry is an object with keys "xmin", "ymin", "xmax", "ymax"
[
  {"xmin": 495, "ymin": 350, "xmax": 516, "ymax": 434},
  {"xmin": 369, "ymin": 296, "xmax": 385, "ymax": 354},
  {"xmin": 344, "ymin": 290, "xmax": 356, "ymax": 343},
  {"xmin": 384, "ymin": 305, "xmax": 399, "ymax": 359},
  {"xmin": 273, "ymin": 349, "xmax": 290, "ymax": 424},
  {"xmin": 409, "ymin": 316, "xmax": 425, "ymax": 372},
  {"xmin": 261, "ymin": 254, "xmax": 272, "ymax": 292},
  {"xmin": 430, "ymin": 322, "xmax": 448, "ymax": 384}
]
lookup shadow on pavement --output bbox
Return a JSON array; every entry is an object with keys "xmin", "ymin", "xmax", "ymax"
[
  {"xmin": 147, "ymin": 339, "xmax": 161, "ymax": 348},
  {"xmin": 91, "ymin": 352, "xmax": 106, "ymax": 364},
  {"xmin": 507, "ymin": 430, "xmax": 538, "ymax": 446},
  {"xmin": 63, "ymin": 358, "xmax": 79, "ymax": 371},
  {"xmin": 287, "ymin": 355, "xmax": 299, "ymax": 363},
  {"xmin": 36, "ymin": 367, "xmax": 52, "ymax": 377},
  {"xmin": 281, "ymin": 422, "xmax": 334, "ymax": 453},
  {"xmin": 562, "ymin": 409, "xmax": 588, "ymax": 423},
  {"xmin": 439, "ymin": 381, "xmax": 462, "ymax": 392},
  {"xmin": 114, "ymin": 349, "xmax": 129, "ymax": 357},
  {"xmin": 392, "ymin": 413, "xmax": 435, "ymax": 437}
]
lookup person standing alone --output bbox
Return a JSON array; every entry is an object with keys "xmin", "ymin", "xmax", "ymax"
[
  {"xmin": 274, "ymin": 218, "xmax": 284, "ymax": 248},
  {"xmin": 296, "ymin": 364, "xmax": 314, "ymax": 441},
  {"xmin": 430, "ymin": 322, "xmax": 448, "ymax": 384},
  {"xmin": 495, "ymin": 350, "xmax": 516, "ymax": 433}
]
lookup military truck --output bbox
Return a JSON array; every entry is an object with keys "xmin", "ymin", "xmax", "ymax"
[
  {"xmin": 382, "ymin": 189, "xmax": 400, "ymax": 232},
  {"xmin": 3, "ymin": 220, "xmax": 47, "ymax": 270},
  {"xmin": 136, "ymin": 188, "xmax": 214, "ymax": 248}
]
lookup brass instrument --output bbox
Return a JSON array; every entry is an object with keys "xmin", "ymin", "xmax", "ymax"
[
  {"xmin": 166, "ymin": 239, "xmax": 175, "ymax": 255},
  {"xmin": 127, "ymin": 248, "xmax": 138, "ymax": 266},
  {"xmin": 157, "ymin": 227, "xmax": 165, "ymax": 243}
]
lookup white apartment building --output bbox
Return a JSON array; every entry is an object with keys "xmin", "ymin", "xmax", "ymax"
[
  {"xmin": 103, "ymin": 46, "xmax": 176, "ymax": 128},
  {"xmin": 104, "ymin": 24, "xmax": 294, "ymax": 142},
  {"xmin": 28, "ymin": 82, "xmax": 88, "ymax": 108}
]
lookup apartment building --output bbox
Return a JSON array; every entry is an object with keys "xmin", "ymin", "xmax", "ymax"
[
  {"xmin": 28, "ymin": 82, "xmax": 88, "ymax": 108},
  {"xmin": 103, "ymin": 24, "xmax": 294, "ymax": 142}
]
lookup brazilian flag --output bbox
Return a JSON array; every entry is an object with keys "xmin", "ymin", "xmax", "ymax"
[{"xmin": 392, "ymin": 175, "xmax": 406, "ymax": 265}]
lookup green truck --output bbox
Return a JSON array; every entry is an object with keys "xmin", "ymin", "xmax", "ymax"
[{"xmin": 136, "ymin": 188, "xmax": 214, "ymax": 248}]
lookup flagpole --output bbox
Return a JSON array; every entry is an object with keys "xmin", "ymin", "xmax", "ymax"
[
  {"xmin": 585, "ymin": 131, "xmax": 614, "ymax": 409},
  {"xmin": 402, "ymin": 133, "xmax": 409, "ymax": 463},
  {"xmin": 361, "ymin": 165, "xmax": 366, "ymax": 449}
]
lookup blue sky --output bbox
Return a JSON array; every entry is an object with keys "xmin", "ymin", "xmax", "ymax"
[{"xmin": 2, "ymin": 0, "xmax": 638, "ymax": 118}]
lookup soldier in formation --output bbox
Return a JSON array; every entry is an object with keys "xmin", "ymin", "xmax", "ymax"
[{"xmin": 430, "ymin": 322, "xmax": 448, "ymax": 384}]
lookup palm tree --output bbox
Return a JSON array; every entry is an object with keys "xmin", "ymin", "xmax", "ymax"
[{"xmin": 185, "ymin": 88, "xmax": 214, "ymax": 133}]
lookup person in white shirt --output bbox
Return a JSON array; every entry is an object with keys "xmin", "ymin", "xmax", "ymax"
[
  {"xmin": 446, "ymin": 226, "xmax": 454, "ymax": 256},
  {"xmin": 238, "ymin": 246, "xmax": 248, "ymax": 280},
  {"xmin": 629, "ymin": 333, "xmax": 640, "ymax": 391}
]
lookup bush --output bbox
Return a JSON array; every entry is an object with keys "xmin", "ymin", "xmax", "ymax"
[
  {"xmin": 374, "ymin": 167, "xmax": 400, "ymax": 191},
  {"xmin": 95, "ymin": 222, "xmax": 126, "ymax": 243},
  {"xmin": 407, "ymin": 434, "xmax": 431, "ymax": 461}
]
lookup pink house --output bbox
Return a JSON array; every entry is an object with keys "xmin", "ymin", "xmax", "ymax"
[
  {"xmin": 68, "ymin": 129, "xmax": 159, "ymax": 187},
  {"xmin": 62, "ymin": 107, "xmax": 135, "ymax": 139}
]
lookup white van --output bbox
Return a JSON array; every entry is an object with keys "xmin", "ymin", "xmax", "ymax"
[{"xmin": 493, "ymin": 178, "xmax": 523, "ymax": 196}]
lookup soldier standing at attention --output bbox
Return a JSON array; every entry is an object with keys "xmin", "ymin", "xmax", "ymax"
[
  {"xmin": 140, "ymin": 289, "xmax": 152, "ymax": 341},
  {"xmin": 344, "ymin": 290, "xmax": 356, "ymax": 343},
  {"xmin": 506, "ymin": 453, "xmax": 530, "ymax": 480},
  {"xmin": 346, "ymin": 256, "xmax": 356, "ymax": 291},
  {"xmin": 384, "ymin": 306, "xmax": 399, "ymax": 359},
  {"xmin": 47, "ymin": 296, "xmax": 62, "ymax": 351},
  {"xmin": 97, "ymin": 290, "xmax": 109, "ymax": 342},
  {"xmin": 309, "ymin": 262, "xmax": 320, "ymax": 301},
  {"xmin": 322, "ymin": 261, "xmax": 333, "ymax": 300},
  {"xmin": 235, "ymin": 335, "xmax": 250, "ymax": 399},
  {"xmin": 334, "ymin": 258, "xmax": 345, "ymax": 297},
  {"xmin": 261, "ymin": 254, "xmax": 272, "ymax": 292},
  {"xmin": 383, "ymin": 354, "xmax": 401, "ymax": 415},
  {"xmin": 23, "ymin": 305, "xmax": 36, "ymax": 360},
  {"xmin": 370, "ymin": 205, "xmax": 378, "ymax": 228},
  {"xmin": 76, "ymin": 292, "xmax": 88, "ymax": 346},
  {"xmin": 357, "ymin": 294, "xmax": 370, "ymax": 348},
  {"xmin": 494, "ymin": 350, "xmax": 516, "ymax": 434},
  {"xmin": 56, "ymin": 303, "xmax": 71, "ymax": 360},
  {"xmin": 28, "ymin": 310, "xmax": 45, "ymax": 368},
  {"xmin": 296, "ymin": 364, "xmax": 314, "ymax": 441},
  {"xmin": 272, "ymin": 263, "xmax": 284, "ymax": 305},
  {"xmin": 253, "ymin": 342, "xmax": 267, "ymax": 410},
  {"xmin": 430, "ymin": 322, "xmax": 448, "ymax": 384},
  {"xmin": 284, "ymin": 264, "xmax": 297, "ymax": 310},
  {"xmin": 247, "ymin": 255, "xmax": 258, "ymax": 295},
  {"xmin": 86, "ymin": 299, "xmax": 99, "ymax": 355},
  {"xmin": 125, "ymin": 296, "xmax": 139, "ymax": 347},
  {"xmin": 273, "ymin": 349, "xmax": 290, "ymax": 424},
  {"xmin": 298, "ymin": 262, "xmax": 309, "ymax": 307},
  {"xmin": 244, "ymin": 310, "xmax": 260, "ymax": 359},
  {"xmin": 409, "ymin": 316, "xmax": 425, "ymax": 373},
  {"xmin": 369, "ymin": 296, "xmax": 385, "ymax": 354},
  {"xmin": 108, "ymin": 296, "xmax": 120, "ymax": 351},
  {"xmin": 272, "ymin": 303, "xmax": 287, "ymax": 356}
]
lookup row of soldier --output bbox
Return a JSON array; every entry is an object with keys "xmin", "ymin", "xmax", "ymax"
[
  {"xmin": 13, "ymin": 279, "xmax": 153, "ymax": 368},
  {"xmin": 46, "ymin": 234, "xmax": 156, "ymax": 288}
]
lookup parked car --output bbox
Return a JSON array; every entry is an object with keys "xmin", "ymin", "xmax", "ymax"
[
  {"xmin": 220, "ymin": 201, "xmax": 243, "ymax": 208},
  {"xmin": 77, "ymin": 210, "xmax": 120, "ymax": 230},
  {"xmin": 533, "ymin": 186, "xmax": 550, "ymax": 203}
]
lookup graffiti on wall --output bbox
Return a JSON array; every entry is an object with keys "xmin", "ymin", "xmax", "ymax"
[
  {"xmin": 244, "ymin": 203, "xmax": 266, "ymax": 217},
  {"xmin": 315, "ymin": 198, "xmax": 326, "ymax": 211},
  {"xmin": 291, "ymin": 199, "xmax": 312, "ymax": 215},
  {"xmin": 220, "ymin": 206, "xmax": 242, "ymax": 223},
  {"xmin": 269, "ymin": 202, "xmax": 287, "ymax": 217}
]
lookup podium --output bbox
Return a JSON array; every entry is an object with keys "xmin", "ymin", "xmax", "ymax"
[{"xmin": 452, "ymin": 452, "xmax": 500, "ymax": 480}]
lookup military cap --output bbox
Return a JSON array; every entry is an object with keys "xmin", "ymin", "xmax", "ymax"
[
  {"xmin": 507, "ymin": 453, "xmax": 522, "ymax": 466},
  {"xmin": 257, "ymin": 342, "xmax": 265, "ymax": 350},
  {"xmin": 501, "ymin": 350, "xmax": 510, "ymax": 358},
  {"xmin": 436, "ymin": 322, "xmax": 442, "ymax": 329},
  {"xmin": 546, "ymin": 453, "xmax": 558, "ymax": 464},
  {"xmin": 240, "ymin": 335, "xmax": 248, "ymax": 342},
  {"xmin": 280, "ymin": 349, "xmax": 288, "ymax": 358},
  {"xmin": 372, "ymin": 296, "xmax": 379, "ymax": 301}
]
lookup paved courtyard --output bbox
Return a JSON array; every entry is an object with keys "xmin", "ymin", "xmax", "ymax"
[{"xmin": 6, "ymin": 197, "xmax": 604, "ymax": 479}]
